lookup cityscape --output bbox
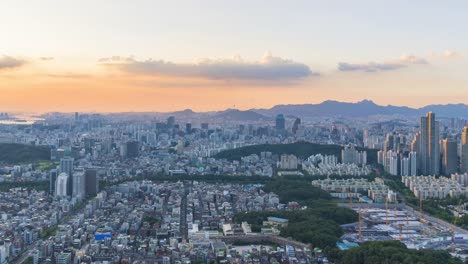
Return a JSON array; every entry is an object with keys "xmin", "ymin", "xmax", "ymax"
[{"xmin": 1, "ymin": 1, "xmax": 468, "ymax": 264}]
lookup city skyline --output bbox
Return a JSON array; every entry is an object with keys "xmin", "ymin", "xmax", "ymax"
[{"xmin": 1, "ymin": 1, "xmax": 468, "ymax": 112}]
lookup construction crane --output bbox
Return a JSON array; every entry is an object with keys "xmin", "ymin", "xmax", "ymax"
[
  {"xmin": 406, "ymin": 215, "xmax": 409, "ymax": 237},
  {"xmin": 385, "ymin": 196, "xmax": 389, "ymax": 225},
  {"xmin": 358, "ymin": 207, "xmax": 362, "ymax": 243},
  {"xmin": 419, "ymin": 197, "xmax": 423, "ymax": 222},
  {"xmin": 399, "ymin": 223, "xmax": 403, "ymax": 241},
  {"xmin": 452, "ymin": 200, "xmax": 462, "ymax": 253}
]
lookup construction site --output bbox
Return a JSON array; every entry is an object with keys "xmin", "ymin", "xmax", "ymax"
[{"xmin": 338, "ymin": 198, "xmax": 468, "ymax": 260}]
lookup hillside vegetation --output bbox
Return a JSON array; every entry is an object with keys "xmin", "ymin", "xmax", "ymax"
[{"xmin": 0, "ymin": 143, "xmax": 50, "ymax": 164}]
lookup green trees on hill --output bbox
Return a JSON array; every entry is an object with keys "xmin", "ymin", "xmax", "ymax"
[
  {"xmin": 328, "ymin": 240, "xmax": 462, "ymax": 264},
  {"xmin": 0, "ymin": 143, "xmax": 50, "ymax": 164},
  {"xmin": 214, "ymin": 141, "xmax": 378, "ymax": 164},
  {"xmin": 233, "ymin": 179, "xmax": 358, "ymax": 249}
]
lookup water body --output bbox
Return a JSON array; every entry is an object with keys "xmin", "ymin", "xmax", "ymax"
[{"xmin": 0, "ymin": 114, "xmax": 44, "ymax": 125}]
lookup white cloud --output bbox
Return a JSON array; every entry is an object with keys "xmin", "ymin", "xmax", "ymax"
[
  {"xmin": 0, "ymin": 55, "xmax": 25, "ymax": 70},
  {"xmin": 338, "ymin": 54, "xmax": 428, "ymax": 72},
  {"xmin": 100, "ymin": 53, "xmax": 317, "ymax": 81}
]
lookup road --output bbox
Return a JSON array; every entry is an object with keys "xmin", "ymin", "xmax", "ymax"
[
  {"xmin": 179, "ymin": 182, "xmax": 189, "ymax": 241},
  {"xmin": 404, "ymin": 205, "xmax": 468, "ymax": 235}
]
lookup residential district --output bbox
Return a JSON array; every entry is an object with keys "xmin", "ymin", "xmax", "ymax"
[{"xmin": 0, "ymin": 110, "xmax": 467, "ymax": 263}]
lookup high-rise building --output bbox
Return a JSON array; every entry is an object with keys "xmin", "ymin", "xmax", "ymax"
[
  {"xmin": 292, "ymin": 118, "xmax": 301, "ymax": 134},
  {"xmin": 442, "ymin": 138, "xmax": 458, "ymax": 176},
  {"xmin": 60, "ymin": 157, "xmax": 74, "ymax": 195},
  {"xmin": 401, "ymin": 157, "xmax": 410, "ymax": 176},
  {"xmin": 409, "ymin": 151, "xmax": 417, "ymax": 176},
  {"xmin": 419, "ymin": 112, "xmax": 440, "ymax": 175},
  {"xmin": 185, "ymin": 123, "xmax": 192, "ymax": 134},
  {"xmin": 72, "ymin": 169, "xmax": 85, "ymax": 199},
  {"xmin": 85, "ymin": 168, "xmax": 99, "ymax": 196},
  {"xmin": 341, "ymin": 144, "xmax": 367, "ymax": 166},
  {"xmin": 49, "ymin": 169, "xmax": 58, "ymax": 194},
  {"xmin": 167, "ymin": 116, "xmax": 175, "ymax": 128},
  {"xmin": 201, "ymin": 123, "xmax": 209, "ymax": 130},
  {"xmin": 275, "ymin": 114, "xmax": 285, "ymax": 130},
  {"xmin": 59, "ymin": 157, "xmax": 74, "ymax": 176},
  {"xmin": 462, "ymin": 126, "xmax": 468, "ymax": 173},
  {"xmin": 279, "ymin": 154, "xmax": 298, "ymax": 170},
  {"xmin": 126, "ymin": 141, "xmax": 139, "ymax": 158},
  {"xmin": 55, "ymin": 173, "xmax": 69, "ymax": 197}
]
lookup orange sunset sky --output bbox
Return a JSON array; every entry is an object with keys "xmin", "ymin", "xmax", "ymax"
[{"xmin": 1, "ymin": 1, "xmax": 468, "ymax": 113}]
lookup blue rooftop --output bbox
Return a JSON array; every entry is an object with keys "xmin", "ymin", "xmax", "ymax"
[
  {"xmin": 268, "ymin": 217, "xmax": 289, "ymax": 223},
  {"xmin": 336, "ymin": 242, "xmax": 359, "ymax": 250}
]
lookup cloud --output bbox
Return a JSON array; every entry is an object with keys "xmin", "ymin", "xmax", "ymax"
[
  {"xmin": 428, "ymin": 50, "xmax": 461, "ymax": 59},
  {"xmin": 100, "ymin": 52, "xmax": 316, "ymax": 81},
  {"xmin": 0, "ymin": 55, "xmax": 26, "ymax": 70},
  {"xmin": 338, "ymin": 54, "xmax": 428, "ymax": 72},
  {"xmin": 45, "ymin": 73, "xmax": 91, "ymax": 79},
  {"xmin": 39, "ymin": 57, "xmax": 54, "ymax": 61}
]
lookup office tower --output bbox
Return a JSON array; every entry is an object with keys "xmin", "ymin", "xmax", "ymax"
[
  {"xmin": 419, "ymin": 112, "xmax": 440, "ymax": 175},
  {"xmin": 409, "ymin": 151, "xmax": 417, "ymax": 176},
  {"xmin": 275, "ymin": 114, "xmax": 285, "ymax": 130},
  {"xmin": 60, "ymin": 157, "xmax": 74, "ymax": 176},
  {"xmin": 72, "ymin": 169, "xmax": 85, "ymax": 199},
  {"xmin": 462, "ymin": 126, "xmax": 468, "ymax": 173},
  {"xmin": 85, "ymin": 168, "xmax": 99, "ymax": 196},
  {"xmin": 126, "ymin": 141, "xmax": 139, "ymax": 158},
  {"xmin": 49, "ymin": 169, "xmax": 58, "ymax": 194},
  {"xmin": 74, "ymin": 112, "xmax": 79, "ymax": 122},
  {"xmin": 167, "ymin": 116, "xmax": 175, "ymax": 128},
  {"xmin": 60, "ymin": 157, "xmax": 74, "ymax": 195},
  {"xmin": 55, "ymin": 173, "xmax": 69, "ymax": 197},
  {"xmin": 292, "ymin": 118, "xmax": 301, "ymax": 134},
  {"xmin": 201, "ymin": 123, "xmax": 209, "ymax": 130},
  {"xmin": 185, "ymin": 123, "xmax": 192, "ymax": 134},
  {"xmin": 442, "ymin": 138, "xmax": 458, "ymax": 176}
]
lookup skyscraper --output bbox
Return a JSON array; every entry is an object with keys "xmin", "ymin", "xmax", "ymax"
[
  {"xmin": 55, "ymin": 172, "xmax": 69, "ymax": 197},
  {"xmin": 167, "ymin": 116, "xmax": 175, "ymax": 128},
  {"xmin": 49, "ymin": 169, "xmax": 58, "ymax": 195},
  {"xmin": 60, "ymin": 157, "xmax": 74, "ymax": 195},
  {"xmin": 275, "ymin": 114, "xmax": 285, "ymax": 130},
  {"xmin": 85, "ymin": 168, "xmax": 99, "ymax": 196},
  {"xmin": 442, "ymin": 138, "xmax": 458, "ymax": 176},
  {"xmin": 419, "ymin": 112, "xmax": 440, "ymax": 175},
  {"xmin": 126, "ymin": 141, "xmax": 139, "ymax": 158},
  {"xmin": 409, "ymin": 151, "xmax": 417, "ymax": 176},
  {"xmin": 185, "ymin": 123, "xmax": 192, "ymax": 134},
  {"xmin": 461, "ymin": 126, "xmax": 468, "ymax": 173},
  {"xmin": 72, "ymin": 169, "xmax": 85, "ymax": 199}
]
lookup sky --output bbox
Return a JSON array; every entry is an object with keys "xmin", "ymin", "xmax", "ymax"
[{"xmin": 1, "ymin": 0, "xmax": 468, "ymax": 113}]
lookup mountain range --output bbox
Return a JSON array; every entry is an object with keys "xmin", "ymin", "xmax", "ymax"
[{"xmin": 162, "ymin": 100, "xmax": 468, "ymax": 121}]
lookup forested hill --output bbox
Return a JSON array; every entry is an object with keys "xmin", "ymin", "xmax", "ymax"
[
  {"xmin": 0, "ymin": 143, "xmax": 50, "ymax": 164},
  {"xmin": 214, "ymin": 141, "xmax": 378, "ymax": 164}
]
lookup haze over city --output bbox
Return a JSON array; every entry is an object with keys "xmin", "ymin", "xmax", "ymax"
[{"xmin": 1, "ymin": 1, "xmax": 468, "ymax": 112}]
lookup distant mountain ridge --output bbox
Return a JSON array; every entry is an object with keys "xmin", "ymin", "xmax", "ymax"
[
  {"xmin": 148, "ymin": 100, "xmax": 468, "ymax": 120},
  {"xmin": 251, "ymin": 100, "xmax": 468, "ymax": 118}
]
